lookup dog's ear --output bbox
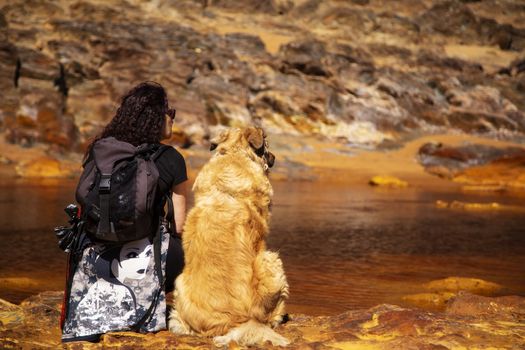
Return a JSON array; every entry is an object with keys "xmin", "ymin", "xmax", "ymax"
[
  {"xmin": 266, "ymin": 151, "xmax": 275, "ymax": 168},
  {"xmin": 245, "ymin": 127, "xmax": 264, "ymax": 150}
]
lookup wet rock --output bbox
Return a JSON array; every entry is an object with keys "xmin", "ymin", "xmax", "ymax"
[
  {"xmin": 402, "ymin": 292, "xmax": 456, "ymax": 311},
  {"xmin": 2, "ymin": 291, "xmax": 524, "ymax": 349},
  {"xmin": 446, "ymin": 292, "xmax": 525, "ymax": 321},
  {"xmin": 368, "ymin": 175, "xmax": 408, "ymax": 188},
  {"xmin": 453, "ymin": 154, "xmax": 525, "ymax": 191},
  {"xmin": 435, "ymin": 200, "xmax": 501, "ymax": 210},
  {"xmin": 0, "ymin": 291, "xmax": 63, "ymax": 349},
  {"xmin": 15, "ymin": 156, "xmax": 77, "ymax": 178},
  {"xmin": 424, "ymin": 277, "xmax": 504, "ymax": 295},
  {"xmin": 418, "ymin": 142, "xmax": 525, "ymax": 191},
  {"xmin": 404, "ymin": 277, "xmax": 509, "ymax": 311},
  {"xmin": 418, "ymin": 142, "xmax": 525, "ymax": 172}
]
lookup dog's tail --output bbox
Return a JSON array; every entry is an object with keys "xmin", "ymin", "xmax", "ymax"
[{"xmin": 213, "ymin": 319, "xmax": 289, "ymax": 347}]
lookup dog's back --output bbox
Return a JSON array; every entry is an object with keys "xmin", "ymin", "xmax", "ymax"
[{"xmin": 169, "ymin": 128, "xmax": 289, "ymax": 346}]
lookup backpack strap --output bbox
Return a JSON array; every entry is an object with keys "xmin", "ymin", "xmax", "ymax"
[
  {"xmin": 131, "ymin": 221, "xmax": 164, "ymax": 332},
  {"xmin": 165, "ymin": 193, "xmax": 177, "ymax": 237},
  {"xmin": 130, "ymin": 144, "xmax": 172, "ymax": 331},
  {"xmin": 97, "ymin": 173, "xmax": 116, "ymax": 240},
  {"xmin": 151, "ymin": 144, "xmax": 170, "ymax": 161},
  {"xmin": 152, "ymin": 144, "xmax": 177, "ymax": 236}
]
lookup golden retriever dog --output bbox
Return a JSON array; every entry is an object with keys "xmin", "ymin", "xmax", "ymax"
[{"xmin": 169, "ymin": 127, "xmax": 289, "ymax": 347}]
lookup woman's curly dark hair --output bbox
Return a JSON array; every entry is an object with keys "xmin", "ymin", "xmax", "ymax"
[{"xmin": 86, "ymin": 81, "xmax": 169, "ymax": 155}]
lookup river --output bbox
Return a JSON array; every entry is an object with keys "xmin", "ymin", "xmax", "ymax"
[{"xmin": 0, "ymin": 178, "xmax": 524, "ymax": 315}]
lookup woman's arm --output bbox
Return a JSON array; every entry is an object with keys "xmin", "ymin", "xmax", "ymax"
[{"xmin": 171, "ymin": 180, "xmax": 188, "ymax": 235}]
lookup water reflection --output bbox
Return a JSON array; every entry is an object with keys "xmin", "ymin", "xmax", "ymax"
[
  {"xmin": 0, "ymin": 179, "xmax": 524, "ymax": 315},
  {"xmin": 268, "ymin": 181, "xmax": 525, "ymax": 314}
]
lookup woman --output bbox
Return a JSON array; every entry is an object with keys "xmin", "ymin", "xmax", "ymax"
[{"xmin": 61, "ymin": 81, "xmax": 187, "ymax": 343}]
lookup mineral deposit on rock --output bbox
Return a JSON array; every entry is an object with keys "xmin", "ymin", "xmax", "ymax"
[{"xmin": 1, "ymin": 291, "xmax": 524, "ymax": 349}]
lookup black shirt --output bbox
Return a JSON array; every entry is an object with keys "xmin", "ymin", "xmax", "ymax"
[{"xmin": 155, "ymin": 145, "xmax": 188, "ymax": 197}]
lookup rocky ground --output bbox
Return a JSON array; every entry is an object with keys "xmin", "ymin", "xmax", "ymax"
[{"xmin": 1, "ymin": 288, "xmax": 524, "ymax": 349}]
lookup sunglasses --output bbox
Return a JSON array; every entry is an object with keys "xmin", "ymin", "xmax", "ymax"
[{"xmin": 167, "ymin": 108, "xmax": 176, "ymax": 120}]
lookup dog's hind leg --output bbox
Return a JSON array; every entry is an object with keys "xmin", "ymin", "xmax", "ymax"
[
  {"xmin": 254, "ymin": 251, "xmax": 289, "ymax": 326},
  {"xmin": 168, "ymin": 308, "xmax": 193, "ymax": 335},
  {"xmin": 269, "ymin": 290, "xmax": 288, "ymax": 328},
  {"xmin": 168, "ymin": 288, "xmax": 193, "ymax": 335}
]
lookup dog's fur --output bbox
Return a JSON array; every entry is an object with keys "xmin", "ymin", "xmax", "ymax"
[{"xmin": 169, "ymin": 127, "xmax": 289, "ymax": 347}]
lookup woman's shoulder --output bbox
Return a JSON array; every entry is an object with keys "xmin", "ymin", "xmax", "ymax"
[
  {"xmin": 155, "ymin": 144, "xmax": 186, "ymax": 169},
  {"xmin": 160, "ymin": 143, "xmax": 182, "ymax": 155},
  {"xmin": 155, "ymin": 144, "xmax": 188, "ymax": 185}
]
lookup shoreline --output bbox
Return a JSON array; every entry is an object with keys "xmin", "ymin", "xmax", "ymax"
[
  {"xmin": 1, "ymin": 290, "xmax": 523, "ymax": 349},
  {"xmin": 2, "ymin": 132, "xmax": 524, "ymax": 189}
]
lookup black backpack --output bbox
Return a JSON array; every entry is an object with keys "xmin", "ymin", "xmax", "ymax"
[
  {"xmin": 60, "ymin": 137, "xmax": 173, "ymax": 332},
  {"xmin": 76, "ymin": 137, "xmax": 171, "ymax": 242}
]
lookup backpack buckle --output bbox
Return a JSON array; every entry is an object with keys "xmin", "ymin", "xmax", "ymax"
[{"xmin": 99, "ymin": 174, "xmax": 111, "ymax": 193}]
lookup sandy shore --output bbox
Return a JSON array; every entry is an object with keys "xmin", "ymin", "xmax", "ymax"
[
  {"xmin": 2, "ymin": 132, "xmax": 524, "ymax": 193},
  {"xmin": 267, "ymin": 132, "xmax": 525, "ymax": 189}
]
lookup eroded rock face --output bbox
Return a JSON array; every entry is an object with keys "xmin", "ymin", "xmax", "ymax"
[
  {"xmin": 1, "ymin": 291, "xmax": 523, "ymax": 349},
  {"xmin": 0, "ymin": 0, "xmax": 524, "ymax": 158}
]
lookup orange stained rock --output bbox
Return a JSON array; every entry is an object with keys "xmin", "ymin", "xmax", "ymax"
[
  {"xmin": 452, "ymin": 155, "xmax": 525, "ymax": 191},
  {"xmin": 436, "ymin": 198, "xmax": 525, "ymax": 213},
  {"xmin": 402, "ymin": 292, "xmax": 456, "ymax": 311},
  {"xmin": 1, "ymin": 291, "xmax": 524, "ymax": 349},
  {"xmin": 15, "ymin": 157, "xmax": 61, "ymax": 177},
  {"xmin": 435, "ymin": 200, "xmax": 501, "ymax": 210},
  {"xmin": 424, "ymin": 277, "xmax": 504, "ymax": 295},
  {"xmin": 368, "ymin": 175, "xmax": 408, "ymax": 188}
]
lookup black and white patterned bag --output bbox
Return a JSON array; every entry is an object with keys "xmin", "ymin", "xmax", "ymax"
[{"xmin": 61, "ymin": 226, "xmax": 169, "ymax": 342}]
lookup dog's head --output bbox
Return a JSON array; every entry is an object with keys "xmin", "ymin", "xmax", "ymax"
[{"xmin": 210, "ymin": 127, "xmax": 275, "ymax": 172}]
